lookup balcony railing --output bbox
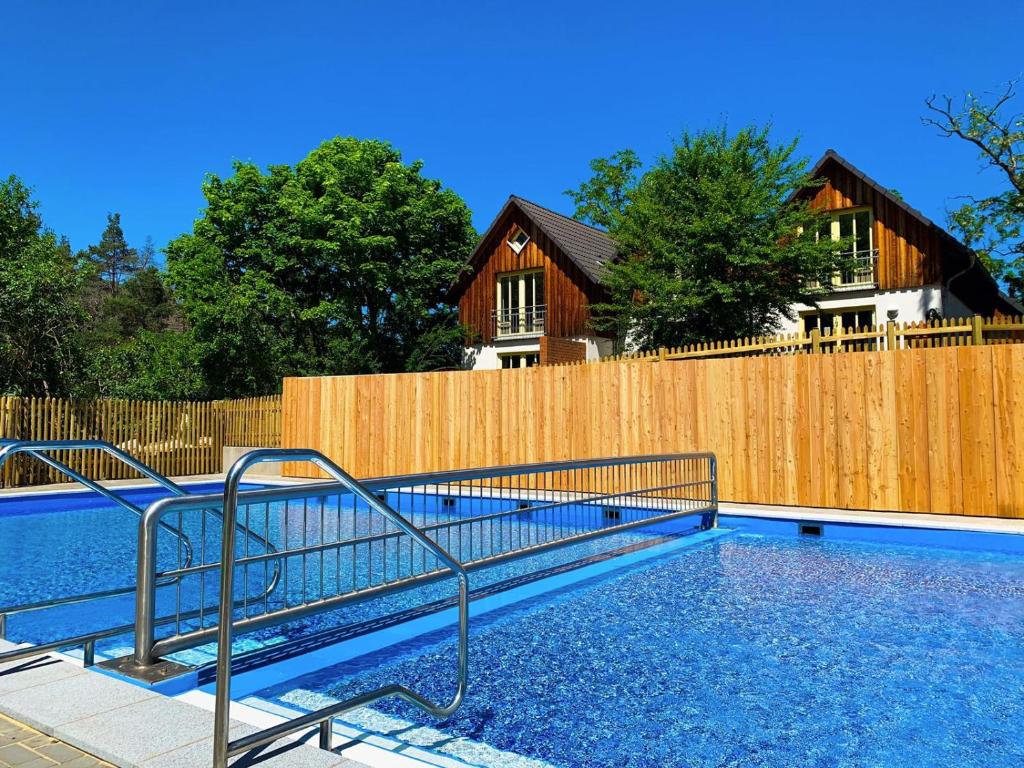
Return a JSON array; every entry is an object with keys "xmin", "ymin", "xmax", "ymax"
[
  {"xmin": 806, "ymin": 250, "xmax": 878, "ymax": 292},
  {"xmin": 493, "ymin": 305, "xmax": 546, "ymax": 338}
]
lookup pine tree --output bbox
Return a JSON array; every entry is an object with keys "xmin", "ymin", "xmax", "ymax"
[{"xmin": 85, "ymin": 213, "xmax": 139, "ymax": 295}]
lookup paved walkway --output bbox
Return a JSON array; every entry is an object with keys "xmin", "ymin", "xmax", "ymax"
[{"xmin": 0, "ymin": 713, "xmax": 111, "ymax": 768}]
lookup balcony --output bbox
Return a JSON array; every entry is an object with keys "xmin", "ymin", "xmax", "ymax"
[
  {"xmin": 806, "ymin": 249, "xmax": 878, "ymax": 292},
  {"xmin": 493, "ymin": 305, "xmax": 546, "ymax": 339}
]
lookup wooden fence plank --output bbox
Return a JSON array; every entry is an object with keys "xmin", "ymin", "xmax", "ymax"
[{"xmin": 281, "ymin": 345, "xmax": 1024, "ymax": 519}]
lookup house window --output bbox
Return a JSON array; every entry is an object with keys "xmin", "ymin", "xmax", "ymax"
[
  {"xmin": 500, "ymin": 353, "xmax": 540, "ymax": 369},
  {"xmin": 802, "ymin": 308, "xmax": 875, "ymax": 335},
  {"xmin": 495, "ymin": 270, "xmax": 545, "ymax": 337},
  {"xmin": 508, "ymin": 227, "xmax": 530, "ymax": 254},
  {"xmin": 812, "ymin": 208, "xmax": 876, "ymax": 288}
]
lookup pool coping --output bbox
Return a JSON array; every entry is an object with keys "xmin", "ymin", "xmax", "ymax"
[
  {"xmin": 721, "ymin": 501, "xmax": 1024, "ymax": 535},
  {"xmin": 0, "ymin": 641, "xmax": 367, "ymax": 768},
  {"xmin": 5, "ymin": 475, "xmax": 1022, "ymax": 536}
]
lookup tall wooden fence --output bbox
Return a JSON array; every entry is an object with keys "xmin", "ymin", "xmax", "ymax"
[
  {"xmin": 0, "ymin": 395, "xmax": 281, "ymax": 487},
  {"xmin": 282, "ymin": 345, "xmax": 1024, "ymax": 519},
  {"xmin": 580, "ymin": 314, "xmax": 1024, "ymax": 365}
]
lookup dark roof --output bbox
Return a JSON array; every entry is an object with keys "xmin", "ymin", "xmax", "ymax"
[
  {"xmin": 805, "ymin": 149, "xmax": 1023, "ymax": 315},
  {"xmin": 505, "ymin": 196, "xmax": 618, "ymax": 283},
  {"xmin": 456, "ymin": 195, "xmax": 617, "ymax": 291}
]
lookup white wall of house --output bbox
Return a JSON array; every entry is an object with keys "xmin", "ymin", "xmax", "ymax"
[
  {"xmin": 464, "ymin": 335, "xmax": 612, "ymax": 370},
  {"xmin": 778, "ymin": 285, "xmax": 975, "ymax": 334}
]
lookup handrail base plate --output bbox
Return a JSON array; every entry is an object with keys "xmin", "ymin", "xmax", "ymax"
[{"xmin": 102, "ymin": 655, "xmax": 195, "ymax": 684}]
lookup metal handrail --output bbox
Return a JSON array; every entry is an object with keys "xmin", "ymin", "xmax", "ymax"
[
  {"xmin": 0, "ymin": 440, "xmax": 280, "ymax": 667},
  {"xmin": 0, "ymin": 440, "xmax": 197, "ymax": 663},
  {"xmin": 492, "ymin": 303, "xmax": 546, "ymax": 338},
  {"xmin": 210, "ymin": 449, "xmax": 469, "ymax": 768},
  {"xmin": 133, "ymin": 451, "xmax": 717, "ymax": 662},
  {"xmin": 0, "ymin": 440, "xmax": 197, "ymax": 565}
]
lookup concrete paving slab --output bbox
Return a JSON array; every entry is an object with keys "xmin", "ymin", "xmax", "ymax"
[
  {"xmin": 143, "ymin": 732, "xmax": 359, "ymax": 768},
  {"xmin": 0, "ymin": 670, "xmax": 156, "ymax": 734},
  {"xmin": 0, "ymin": 657, "xmax": 85, "ymax": 698},
  {"xmin": 54, "ymin": 696, "xmax": 228, "ymax": 768}
]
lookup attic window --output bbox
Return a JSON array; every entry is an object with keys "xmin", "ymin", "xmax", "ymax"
[{"xmin": 508, "ymin": 228, "xmax": 530, "ymax": 254}]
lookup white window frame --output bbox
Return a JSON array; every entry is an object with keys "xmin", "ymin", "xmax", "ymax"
[
  {"xmin": 499, "ymin": 352, "xmax": 540, "ymax": 369},
  {"xmin": 495, "ymin": 269, "xmax": 545, "ymax": 337},
  {"xmin": 801, "ymin": 306, "xmax": 876, "ymax": 335},
  {"xmin": 816, "ymin": 207, "xmax": 876, "ymax": 289},
  {"xmin": 507, "ymin": 227, "xmax": 530, "ymax": 255}
]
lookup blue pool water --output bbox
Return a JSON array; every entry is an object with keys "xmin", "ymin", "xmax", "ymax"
[
  {"xmin": 5, "ymin": 485, "xmax": 1024, "ymax": 767},
  {"xmin": 255, "ymin": 525, "xmax": 1024, "ymax": 768},
  {"xmin": 0, "ymin": 483, "xmax": 680, "ymax": 662}
]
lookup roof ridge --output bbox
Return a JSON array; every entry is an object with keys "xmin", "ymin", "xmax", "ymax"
[{"xmin": 508, "ymin": 194, "xmax": 610, "ymax": 235}]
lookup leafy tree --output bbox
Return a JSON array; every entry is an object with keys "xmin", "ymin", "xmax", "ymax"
[
  {"xmin": 924, "ymin": 81, "xmax": 1024, "ymax": 297},
  {"xmin": 90, "ymin": 266, "xmax": 180, "ymax": 343},
  {"xmin": 83, "ymin": 212, "xmax": 140, "ymax": 296},
  {"xmin": 167, "ymin": 137, "xmax": 476, "ymax": 397},
  {"xmin": 83, "ymin": 330, "xmax": 207, "ymax": 400},
  {"xmin": 566, "ymin": 150, "xmax": 642, "ymax": 229},
  {"xmin": 0, "ymin": 176, "xmax": 87, "ymax": 396},
  {"xmin": 568, "ymin": 126, "xmax": 848, "ymax": 350}
]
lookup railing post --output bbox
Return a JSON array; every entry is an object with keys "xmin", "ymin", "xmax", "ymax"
[
  {"xmin": 213, "ymin": 459, "xmax": 246, "ymax": 768},
  {"xmin": 708, "ymin": 454, "xmax": 719, "ymax": 528},
  {"xmin": 83, "ymin": 640, "xmax": 95, "ymax": 668},
  {"xmin": 319, "ymin": 720, "xmax": 332, "ymax": 750},
  {"xmin": 133, "ymin": 504, "xmax": 164, "ymax": 666},
  {"xmin": 886, "ymin": 321, "xmax": 897, "ymax": 351},
  {"xmin": 0, "ymin": 612, "xmax": 6, "ymax": 640},
  {"xmin": 971, "ymin": 314, "xmax": 984, "ymax": 346}
]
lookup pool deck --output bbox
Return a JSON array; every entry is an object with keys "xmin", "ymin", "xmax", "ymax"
[
  {"xmin": 5, "ymin": 473, "xmax": 1023, "ymax": 536},
  {"xmin": 0, "ymin": 642, "xmax": 365, "ymax": 768}
]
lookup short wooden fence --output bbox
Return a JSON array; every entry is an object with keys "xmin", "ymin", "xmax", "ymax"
[
  {"xmin": 0, "ymin": 395, "xmax": 281, "ymax": 487},
  {"xmin": 582, "ymin": 314, "xmax": 1024, "ymax": 365}
]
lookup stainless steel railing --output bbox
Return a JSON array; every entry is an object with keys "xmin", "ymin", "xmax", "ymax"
[
  {"xmin": 133, "ymin": 452, "xmax": 716, "ymax": 667},
  {"xmin": 210, "ymin": 450, "xmax": 468, "ymax": 768},
  {"xmin": 129, "ymin": 450, "xmax": 715, "ymax": 765},
  {"xmin": 0, "ymin": 440, "xmax": 278, "ymax": 666}
]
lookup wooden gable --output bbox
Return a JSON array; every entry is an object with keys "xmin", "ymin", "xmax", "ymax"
[
  {"xmin": 455, "ymin": 202, "xmax": 608, "ymax": 343},
  {"xmin": 801, "ymin": 155, "xmax": 943, "ymax": 291}
]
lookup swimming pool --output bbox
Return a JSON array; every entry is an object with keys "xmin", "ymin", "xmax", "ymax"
[
  {"xmin": 3, "ymin": 482, "xmax": 1023, "ymax": 768},
  {"xmin": 0, "ymin": 481, "xmax": 697, "ymax": 665},
  {"xmin": 241, "ymin": 517, "xmax": 1024, "ymax": 768}
]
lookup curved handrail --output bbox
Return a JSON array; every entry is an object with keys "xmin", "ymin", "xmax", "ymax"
[
  {"xmin": 0, "ymin": 440, "xmax": 196, "ymax": 569},
  {"xmin": 0, "ymin": 440, "xmax": 281, "ymax": 656},
  {"xmin": 211, "ymin": 448, "xmax": 469, "ymax": 768}
]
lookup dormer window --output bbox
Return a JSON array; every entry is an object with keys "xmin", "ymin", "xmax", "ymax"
[{"xmin": 508, "ymin": 228, "xmax": 530, "ymax": 254}]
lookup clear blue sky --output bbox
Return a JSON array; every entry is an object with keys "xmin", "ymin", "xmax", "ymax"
[{"xmin": 2, "ymin": 0, "xmax": 1020, "ymax": 258}]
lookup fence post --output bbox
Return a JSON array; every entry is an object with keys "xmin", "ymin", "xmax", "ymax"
[
  {"xmin": 886, "ymin": 321, "xmax": 897, "ymax": 351},
  {"xmin": 810, "ymin": 328, "xmax": 821, "ymax": 354},
  {"xmin": 658, "ymin": 347, "xmax": 667, "ymax": 362},
  {"xmin": 971, "ymin": 314, "xmax": 984, "ymax": 346}
]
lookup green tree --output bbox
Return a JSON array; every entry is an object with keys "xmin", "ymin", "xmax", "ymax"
[
  {"xmin": 924, "ymin": 81, "xmax": 1024, "ymax": 297},
  {"xmin": 92, "ymin": 266, "xmax": 180, "ymax": 342},
  {"xmin": 84, "ymin": 330, "xmax": 207, "ymax": 400},
  {"xmin": 566, "ymin": 150, "xmax": 642, "ymax": 230},
  {"xmin": 568, "ymin": 126, "xmax": 848, "ymax": 350},
  {"xmin": 83, "ymin": 212, "xmax": 140, "ymax": 296},
  {"xmin": 166, "ymin": 137, "xmax": 476, "ymax": 397},
  {"xmin": 0, "ymin": 176, "xmax": 87, "ymax": 395}
]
